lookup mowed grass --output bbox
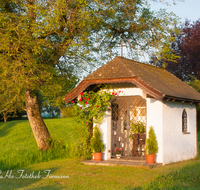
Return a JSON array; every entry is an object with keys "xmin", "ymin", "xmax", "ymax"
[
  {"xmin": 0, "ymin": 157, "xmax": 200, "ymax": 189},
  {"xmin": 0, "ymin": 117, "xmax": 80, "ymax": 170},
  {"xmin": 0, "ymin": 118, "xmax": 199, "ymax": 189}
]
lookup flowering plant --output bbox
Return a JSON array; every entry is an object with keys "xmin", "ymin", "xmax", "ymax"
[
  {"xmin": 114, "ymin": 147, "xmax": 122, "ymax": 154},
  {"xmin": 70, "ymin": 87, "xmax": 121, "ymax": 158},
  {"xmin": 72, "ymin": 88, "xmax": 121, "ymax": 127}
]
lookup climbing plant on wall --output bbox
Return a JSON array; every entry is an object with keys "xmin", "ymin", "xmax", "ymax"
[{"xmin": 70, "ymin": 88, "xmax": 120, "ymax": 158}]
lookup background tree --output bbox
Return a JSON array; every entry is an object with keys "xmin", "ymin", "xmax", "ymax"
[
  {"xmin": 151, "ymin": 19, "xmax": 200, "ymax": 81},
  {"xmin": 0, "ymin": 0, "xmax": 180, "ymax": 150},
  {"xmin": 187, "ymin": 77, "xmax": 200, "ymax": 130},
  {"xmin": 0, "ymin": 76, "xmax": 25, "ymax": 122}
]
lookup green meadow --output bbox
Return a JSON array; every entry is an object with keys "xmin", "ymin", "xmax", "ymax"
[
  {"xmin": 0, "ymin": 118, "xmax": 79, "ymax": 170},
  {"xmin": 0, "ymin": 118, "xmax": 199, "ymax": 189}
]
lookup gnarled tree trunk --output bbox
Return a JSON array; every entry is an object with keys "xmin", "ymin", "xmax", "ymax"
[{"xmin": 26, "ymin": 91, "xmax": 51, "ymax": 150}]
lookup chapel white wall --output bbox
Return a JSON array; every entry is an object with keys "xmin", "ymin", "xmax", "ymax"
[
  {"xmin": 162, "ymin": 101, "xmax": 197, "ymax": 165},
  {"xmin": 96, "ymin": 109, "xmax": 111, "ymax": 160},
  {"xmin": 146, "ymin": 98, "xmax": 163, "ymax": 163},
  {"xmin": 103, "ymin": 86, "xmax": 145, "ymax": 98}
]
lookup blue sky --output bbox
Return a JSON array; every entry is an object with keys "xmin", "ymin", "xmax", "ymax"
[
  {"xmin": 150, "ymin": 0, "xmax": 200, "ymax": 23},
  {"xmin": 120, "ymin": 0, "xmax": 200, "ymax": 62}
]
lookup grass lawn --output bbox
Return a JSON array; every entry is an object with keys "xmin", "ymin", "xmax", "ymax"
[
  {"xmin": 0, "ymin": 158, "xmax": 200, "ymax": 189},
  {"xmin": 0, "ymin": 118, "xmax": 199, "ymax": 189},
  {"xmin": 0, "ymin": 118, "xmax": 80, "ymax": 170}
]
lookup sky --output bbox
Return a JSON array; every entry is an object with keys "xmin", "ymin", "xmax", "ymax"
[
  {"xmin": 120, "ymin": 0, "xmax": 200, "ymax": 62},
  {"xmin": 150, "ymin": 0, "xmax": 200, "ymax": 23}
]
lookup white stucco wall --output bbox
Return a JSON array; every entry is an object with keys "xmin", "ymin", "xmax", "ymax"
[
  {"xmin": 103, "ymin": 86, "xmax": 146, "ymax": 98},
  {"xmin": 162, "ymin": 101, "xmax": 197, "ymax": 165},
  {"xmin": 96, "ymin": 109, "xmax": 111, "ymax": 160},
  {"xmin": 117, "ymin": 87, "xmax": 145, "ymax": 97},
  {"xmin": 146, "ymin": 98, "xmax": 163, "ymax": 163}
]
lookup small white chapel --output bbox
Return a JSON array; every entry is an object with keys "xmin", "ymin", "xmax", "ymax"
[{"xmin": 64, "ymin": 56, "xmax": 200, "ymax": 165}]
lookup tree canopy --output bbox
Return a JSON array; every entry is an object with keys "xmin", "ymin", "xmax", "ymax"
[
  {"xmin": 0, "ymin": 0, "xmax": 181, "ymax": 149},
  {"xmin": 151, "ymin": 19, "xmax": 200, "ymax": 81}
]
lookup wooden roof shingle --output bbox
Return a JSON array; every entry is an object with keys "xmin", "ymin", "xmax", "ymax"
[{"xmin": 64, "ymin": 56, "xmax": 200, "ymax": 103}]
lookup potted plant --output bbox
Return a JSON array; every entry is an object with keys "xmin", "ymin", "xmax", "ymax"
[
  {"xmin": 91, "ymin": 126, "xmax": 105, "ymax": 161},
  {"xmin": 145, "ymin": 126, "xmax": 158, "ymax": 164},
  {"xmin": 114, "ymin": 148, "xmax": 122, "ymax": 158},
  {"xmin": 129, "ymin": 121, "xmax": 146, "ymax": 143},
  {"xmin": 130, "ymin": 121, "xmax": 146, "ymax": 136}
]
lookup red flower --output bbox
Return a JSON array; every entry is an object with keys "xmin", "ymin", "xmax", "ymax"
[
  {"xmin": 85, "ymin": 102, "xmax": 88, "ymax": 104},
  {"xmin": 72, "ymin": 100, "xmax": 74, "ymax": 103},
  {"xmin": 87, "ymin": 98, "xmax": 90, "ymax": 101},
  {"xmin": 112, "ymin": 92, "xmax": 115, "ymax": 95},
  {"xmin": 79, "ymin": 98, "xmax": 83, "ymax": 101},
  {"xmin": 114, "ymin": 148, "xmax": 121, "ymax": 153},
  {"xmin": 119, "ymin": 91, "xmax": 121, "ymax": 93},
  {"xmin": 86, "ymin": 122, "xmax": 88, "ymax": 124},
  {"xmin": 96, "ymin": 105, "xmax": 99, "ymax": 108},
  {"xmin": 80, "ymin": 92, "xmax": 83, "ymax": 95},
  {"xmin": 83, "ymin": 97, "xmax": 85, "ymax": 100},
  {"xmin": 80, "ymin": 107, "xmax": 82, "ymax": 109},
  {"xmin": 115, "ymin": 93, "xmax": 117, "ymax": 96}
]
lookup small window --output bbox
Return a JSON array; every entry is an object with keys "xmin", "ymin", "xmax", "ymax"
[{"xmin": 182, "ymin": 109, "xmax": 187, "ymax": 132}]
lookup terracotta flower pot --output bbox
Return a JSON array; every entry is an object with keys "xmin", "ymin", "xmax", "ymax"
[
  {"xmin": 93, "ymin": 152, "xmax": 103, "ymax": 161},
  {"xmin": 146, "ymin": 155, "xmax": 156, "ymax": 164}
]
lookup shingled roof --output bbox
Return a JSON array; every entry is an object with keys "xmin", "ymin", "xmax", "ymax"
[{"xmin": 64, "ymin": 56, "xmax": 200, "ymax": 104}]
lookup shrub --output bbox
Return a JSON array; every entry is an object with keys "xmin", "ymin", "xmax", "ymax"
[
  {"xmin": 91, "ymin": 126, "xmax": 104, "ymax": 153},
  {"xmin": 60, "ymin": 106, "xmax": 77, "ymax": 118},
  {"xmin": 145, "ymin": 126, "xmax": 158, "ymax": 155},
  {"xmin": 69, "ymin": 88, "xmax": 118, "ymax": 158}
]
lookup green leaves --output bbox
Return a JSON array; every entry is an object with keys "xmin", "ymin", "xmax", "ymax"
[
  {"xmin": 0, "ymin": 0, "xmax": 181, "ymax": 115},
  {"xmin": 91, "ymin": 126, "xmax": 104, "ymax": 153},
  {"xmin": 130, "ymin": 121, "xmax": 146, "ymax": 137},
  {"xmin": 70, "ymin": 88, "xmax": 116, "ymax": 157},
  {"xmin": 145, "ymin": 126, "xmax": 158, "ymax": 155},
  {"xmin": 72, "ymin": 89, "xmax": 116, "ymax": 126}
]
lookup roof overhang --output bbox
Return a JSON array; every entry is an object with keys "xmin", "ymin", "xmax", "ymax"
[
  {"xmin": 163, "ymin": 95, "xmax": 200, "ymax": 105},
  {"xmin": 63, "ymin": 77, "xmax": 164, "ymax": 103}
]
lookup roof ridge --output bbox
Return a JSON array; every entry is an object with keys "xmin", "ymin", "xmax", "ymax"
[
  {"xmin": 116, "ymin": 56, "xmax": 168, "ymax": 71},
  {"xmin": 84, "ymin": 56, "xmax": 136, "ymax": 80},
  {"xmin": 114, "ymin": 56, "xmax": 136, "ymax": 76}
]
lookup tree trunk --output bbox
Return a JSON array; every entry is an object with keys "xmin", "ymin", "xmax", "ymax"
[
  {"xmin": 3, "ymin": 113, "xmax": 7, "ymax": 122},
  {"xmin": 26, "ymin": 91, "xmax": 51, "ymax": 150}
]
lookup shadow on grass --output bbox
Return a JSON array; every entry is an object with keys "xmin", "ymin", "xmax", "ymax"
[
  {"xmin": 0, "ymin": 167, "xmax": 60, "ymax": 190},
  {"xmin": 0, "ymin": 120, "xmax": 27, "ymax": 137},
  {"xmin": 0, "ymin": 146, "xmax": 70, "ymax": 171},
  {"xmin": 128, "ymin": 161, "xmax": 200, "ymax": 190},
  {"xmin": 31, "ymin": 186, "xmax": 62, "ymax": 190},
  {"xmin": 0, "ymin": 160, "xmax": 14, "ymax": 171}
]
